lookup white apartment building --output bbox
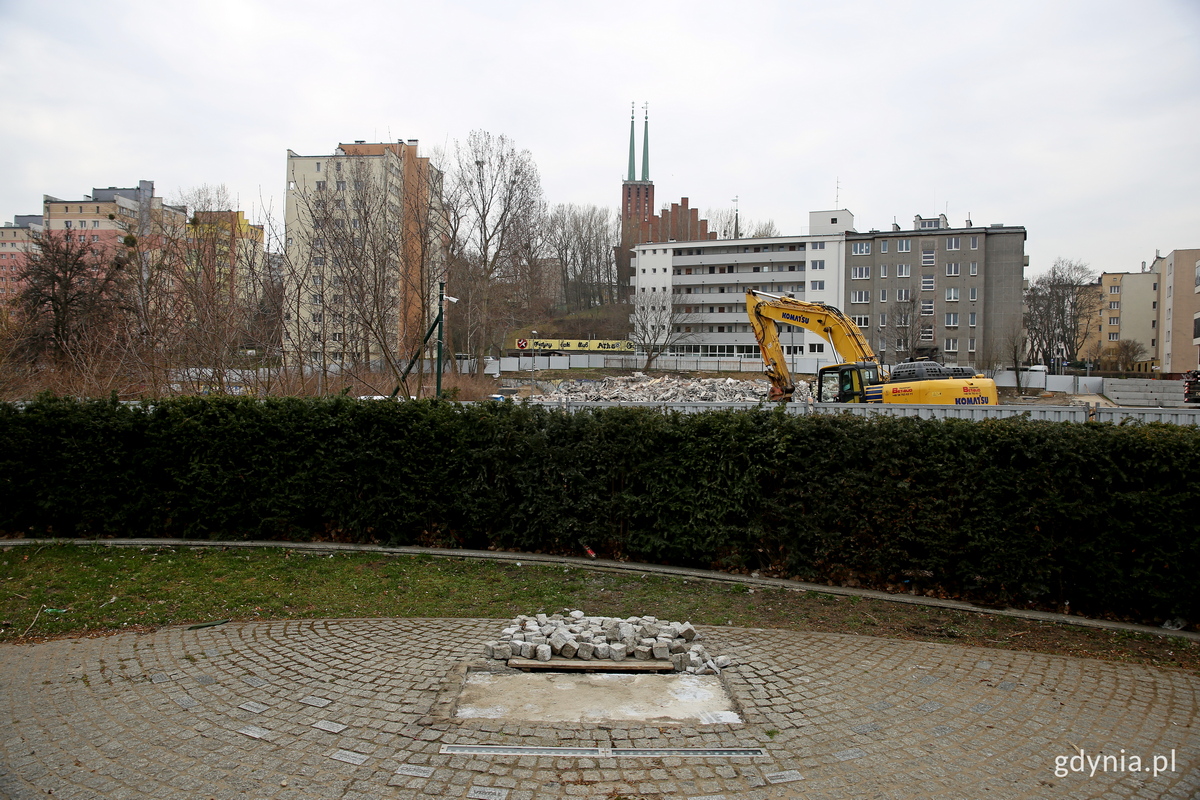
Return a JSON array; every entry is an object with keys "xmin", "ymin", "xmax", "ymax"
[{"xmin": 630, "ymin": 210, "xmax": 853, "ymax": 362}]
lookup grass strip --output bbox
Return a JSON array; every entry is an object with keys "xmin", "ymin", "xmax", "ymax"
[{"xmin": 1, "ymin": 543, "xmax": 1197, "ymax": 674}]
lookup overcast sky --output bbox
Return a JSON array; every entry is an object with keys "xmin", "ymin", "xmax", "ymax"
[{"xmin": 1, "ymin": 0, "xmax": 1197, "ymax": 275}]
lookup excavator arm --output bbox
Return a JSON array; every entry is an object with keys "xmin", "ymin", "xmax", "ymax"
[{"xmin": 746, "ymin": 290, "xmax": 878, "ymax": 402}]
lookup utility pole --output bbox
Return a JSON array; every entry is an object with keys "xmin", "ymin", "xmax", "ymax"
[{"xmin": 436, "ymin": 282, "xmax": 445, "ymax": 398}]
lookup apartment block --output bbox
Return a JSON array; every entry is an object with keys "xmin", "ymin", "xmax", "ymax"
[
  {"xmin": 1079, "ymin": 270, "xmax": 1160, "ymax": 369},
  {"xmin": 844, "ymin": 215, "xmax": 1027, "ymax": 368},
  {"xmin": 283, "ymin": 140, "xmax": 443, "ymax": 370},
  {"xmin": 2, "ymin": 182, "xmax": 186, "ymax": 303},
  {"xmin": 1151, "ymin": 248, "xmax": 1200, "ymax": 372},
  {"xmin": 629, "ymin": 210, "xmax": 1026, "ymax": 371},
  {"xmin": 0, "ymin": 215, "xmax": 41, "ymax": 300},
  {"xmin": 630, "ymin": 210, "xmax": 852, "ymax": 360}
]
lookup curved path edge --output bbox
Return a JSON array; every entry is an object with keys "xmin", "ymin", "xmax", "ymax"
[{"xmin": 5, "ymin": 536, "xmax": 1197, "ymax": 643}]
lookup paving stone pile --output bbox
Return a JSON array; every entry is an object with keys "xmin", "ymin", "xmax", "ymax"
[
  {"xmin": 483, "ymin": 609, "xmax": 734, "ymax": 673},
  {"xmin": 536, "ymin": 373, "xmax": 810, "ymax": 403}
]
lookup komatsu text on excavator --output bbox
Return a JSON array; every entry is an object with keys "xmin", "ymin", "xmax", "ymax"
[{"xmin": 746, "ymin": 290, "xmax": 999, "ymax": 405}]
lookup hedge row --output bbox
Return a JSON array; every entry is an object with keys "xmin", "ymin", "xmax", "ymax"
[{"xmin": 1, "ymin": 395, "xmax": 1197, "ymax": 622}]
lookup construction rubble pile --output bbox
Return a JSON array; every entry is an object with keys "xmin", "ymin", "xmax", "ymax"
[
  {"xmin": 483, "ymin": 610, "xmax": 734, "ymax": 674},
  {"xmin": 535, "ymin": 373, "xmax": 810, "ymax": 403}
]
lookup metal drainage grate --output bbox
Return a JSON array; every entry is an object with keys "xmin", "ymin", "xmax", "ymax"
[{"xmin": 441, "ymin": 745, "xmax": 766, "ymax": 758}]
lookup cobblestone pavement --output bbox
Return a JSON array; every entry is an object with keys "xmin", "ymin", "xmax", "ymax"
[{"xmin": 1, "ymin": 619, "xmax": 1196, "ymax": 799}]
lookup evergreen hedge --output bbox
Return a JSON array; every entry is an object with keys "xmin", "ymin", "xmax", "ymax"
[{"xmin": 1, "ymin": 395, "xmax": 1196, "ymax": 623}]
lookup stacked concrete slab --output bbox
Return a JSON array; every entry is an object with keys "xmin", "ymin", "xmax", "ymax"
[
  {"xmin": 483, "ymin": 610, "xmax": 733, "ymax": 674},
  {"xmin": 1102, "ymin": 378, "xmax": 1188, "ymax": 408}
]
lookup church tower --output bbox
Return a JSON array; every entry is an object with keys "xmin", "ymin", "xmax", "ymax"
[{"xmin": 621, "ymin": 103, "xmax": 654, "ymax": 226}]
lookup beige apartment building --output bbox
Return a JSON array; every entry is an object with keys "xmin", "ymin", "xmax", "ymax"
[
  {"xmin": 1152, "ymin": 248, "xmax": 1200, "ymax": 373},
  {"xmin": 1079, "ymin": 270, "xmax": 1160, "ymax": 371},
  {"xmin": 283, "ymin": 141, "xmax": 444, "ymax": 372}
]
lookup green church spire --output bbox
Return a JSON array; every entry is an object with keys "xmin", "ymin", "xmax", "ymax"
[
  {"xmin": 627, "ymin": 103, "xmax": 636, "ymax": 181},
  {"xmin": 641, "ymin": 102, "xmax": 650, "ymax": 181}
]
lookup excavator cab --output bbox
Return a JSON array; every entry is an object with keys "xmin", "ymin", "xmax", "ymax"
[{"xmin": 817, "ymin": 363, "xmax": 879, "ymax": 403}]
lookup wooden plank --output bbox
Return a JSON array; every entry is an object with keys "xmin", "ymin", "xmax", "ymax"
[{"xmin": 507, "ymin": 657, "xmax": 674, "ymax": 672}]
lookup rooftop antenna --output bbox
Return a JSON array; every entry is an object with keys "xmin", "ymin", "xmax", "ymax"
[
  {"xmin": 835, "ymin": 177, "xmax": 840, "ymax": 208},
  {"xmin": 732, "ymin": 196, "xmax": 740, "ymax": 239}
]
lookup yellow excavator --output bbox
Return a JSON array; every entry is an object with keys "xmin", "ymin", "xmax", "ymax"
[{"xmin": 746, "ymin": 290, "xmax": 999, "ymax": 405}]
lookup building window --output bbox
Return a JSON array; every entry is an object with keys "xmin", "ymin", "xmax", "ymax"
[
  {"xmin": 896, "ymin": 288, "xmax": 911, "ymax": 301},
  {"xmin": 969, "ymin": 312, "xmax": 977, "ymax": 327},
  {"xmin": 1108, "ymin": 332, "xmax": 1120, "ymax": 341},
  {"xmin": 810, "ymin": 280, "xmax": 825, "ymax": 290},
  {"xmin": 851, "ymin": 291, "xmax": 870, "ymax": 303},
  {"xmin": 852, "ymin": 315, "xmax": 870, "ymax": 327},
  {"xmin": 811, "ymin": 260, "xmax": 825, "ymax": 270},
  {"xmin": 921, "ymin": 249, "xmax": 935, "ymax": 266},
  {"xmin": 969, "ymin": 287, "xmax": 978, "ymax": 301},
  {"xmin": 969, "ymin": 236, "xmax": 979, "ymax": 249},
  {"xmin": 808, "ymin": 343, "xmax": 825, "ymax": 353},
  {"xmin": 920, "ymin": 219, "xmax": 940, "ymax": 229},
  {"xmin": 920, "ymin": 325, "xmax": 934, "ymax": 341},
  {"xmin": 811, "ymin": 241, "xmax": 826, "ymax": 250},
  {"xmin": 852, "ymin": 242, "xmax": 871, "ymax": 255},
  {"xmin": 311, "ymin": 312, "xmax": 322, "ymax": 323},
  {"xmin": 879, "ymin": 264, "xmax": 888, "ymax": 278},
  {"xmin": 969, "ymin": 262, "xmax": 978, "ymax": 276},
  {"xmin": 946, "ymin": 237, "xmax": 961, "ymax": 250},
  {"xmin": 896, "ymin": 239, "xmax": 911, "ymax": 252},
  {"xmin": 968, "ymin": 338, "xmax": 976, "ymax": 352},
  {"xmin": 1109, "ymin": 301, "xmax": 1120, "ymax": 309},
  {"xmin": 1109, "ymin": 317, "xmax": 1120, "ymax": 325},
  {"xmin": 315, "ymin": 181, "xmax": 326, "ymax": 191},
  {"xmin": 920, "ymin": 299, "xmax": 934, "ymax": 315},
  {"xmin": 336, "ymin": 180, "xmax": 346, "ymax": 191},
  {"xmin": 896, "ymin": 338, "xmax": 908, "ymax": 351},
  {"xmin": 315, "ymin": 162, "xmax": 321, "ymax": 172},
  {"xmin": 896, "ymin": 264, "xmax": 911, "ymax": 278},
  {"xmin": 921, "ymin": 275, "xmax": 935, "ymax": 291},
  {"xmin": 1109, "ymin": 285, "xmax": 1121, "ymax": 294},
  {"xmin": 880, "ymin": 241, "xmax": 889, "ymax": 253},
  {"xmin": 945, "ymin": 313, "xmax": 959, "ymax": 327},
  {"xmin": 946, "ymin": 263, "xmax": 960, "ymax": 276},
  {"xmin": 946, "ymin": 287, "xmax": 959, "ymax": 301},
  {"xmin": 945, "ymin": 338, "xmax": 959, "ymax": 352},
  {"xmin": 852, "ymin": 266, "xmax": 870, "ymax": 279},
  {"xmin": 879, "ymin": 313, "xmax": 887, "ymax": 327},
  {"xmin": 879, "ymin": 289, "xmax": 887, "ymax": 302}
]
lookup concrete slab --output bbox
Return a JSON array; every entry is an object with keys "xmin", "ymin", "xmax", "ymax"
[{"xmin": 454, "ymin": 671, "xmax": 741, "ymax": 724}]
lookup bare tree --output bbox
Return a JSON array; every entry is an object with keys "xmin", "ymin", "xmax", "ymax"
[
  {"xmin": 1114, "ymin": 339, "xmax": 1148, "ymax": 372},
  {"xmin": 546, "ymin": 203, "xmax": 620, "ymax": 313},
  {"xmin": 442, "ymin": 131, "xmax": 545, "ymax": 372},
  {"xmin": 703, "ymin": 207, "xmax": 778, "ymax": 240},
  {"xmin": 1024, "ymin": 258, "xmax": 1098, "ymax": 368},
  {"xmin": 629, "ymin": 294, "xmax": 695, "ymax": 369}
]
